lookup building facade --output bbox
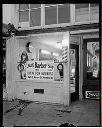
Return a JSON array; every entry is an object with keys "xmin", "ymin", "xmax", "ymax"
[{"xmin": 4, "ymin": 4, "xmax": 99, "ymax": 105}]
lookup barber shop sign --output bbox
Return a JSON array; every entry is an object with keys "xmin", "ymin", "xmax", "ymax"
[{"xmin": 26, "ymin": 60, "xmax": 54, "ymax": 80}]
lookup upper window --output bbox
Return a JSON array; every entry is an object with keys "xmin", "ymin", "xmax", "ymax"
[
  {"xmin": 58, "ymin": 4, "xmax": 70, "ymax": 24},
  {"xmin": 75, "ymin": 4, "xmax": 99, "ymax": 22},
  {"xmin": 19, "ymin": 4, "xmax": 41, "ymax": 27},
  {"xmin": 75, "ymin": 4, "xmax": 89, "ymax": 22},
  {"xmin": 18, "ymin": 4, "xmax": 99, "ymax": 28},
  {"xmin": 45, "ymin": 4, "xmax": 70, "ymax": 25},
  {"xmin": 90, "ymin": 4, "xmax": 99, "ymax": 21},
  {"xmin": 45, "ymin": 6, "xmax": 57, "ymax": 25}
]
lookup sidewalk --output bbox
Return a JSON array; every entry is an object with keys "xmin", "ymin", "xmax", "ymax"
[{"xmin": 3, "ymin": 99, "xmax": 100, "ymax": 126}]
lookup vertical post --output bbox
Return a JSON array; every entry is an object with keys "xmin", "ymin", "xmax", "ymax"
[
  {"xmin": 41, "ymin": 4, "xmax": 45, "ymax": 27},
  {"xmin": 63, "ymin": 32, "xmax": 70, "ymax": 106},
  {"xmin": 79, "ymin": 36, "xmax": 83, "ymax": 100},
  {"xmin": 10, "ymin": 4, "xmax": 18, "ymax": 29},
  {"xmin": 6, "ymin": 37, "xmax": 12, "ymax": 100},
  {"xmin": 6, "ymin": 36, "xmax": 16, "ymax": 100},
  {"xmin": 70, "ymin": 4, "xmax": 75, "ymax": 23}
]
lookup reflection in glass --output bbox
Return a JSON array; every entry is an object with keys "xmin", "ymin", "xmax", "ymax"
[{"xmin": 87, "ymin": 42, "xmax": 99, "ymax": 79}]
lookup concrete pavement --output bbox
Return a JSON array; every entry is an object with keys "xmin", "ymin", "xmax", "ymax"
[{"xmin": 3, "ymin": 99, "xmax": 100, "ymax": 126}]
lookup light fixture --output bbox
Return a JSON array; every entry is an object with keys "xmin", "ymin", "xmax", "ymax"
[
  {"xmin": 53, "ymin": 53, "xmax": 59, "ymax": 56},
  {"xmin": 41, "ymin": 50, "xmax": 50, "ymax": 54}
]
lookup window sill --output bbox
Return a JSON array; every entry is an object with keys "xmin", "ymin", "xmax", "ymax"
[
  {"xmin": 17, "ymin": 20, "xmax": 99, "ymax": 31},
  {"xmin": 15, "ymin": 79, "xmax": 64, "ymax": 84}
]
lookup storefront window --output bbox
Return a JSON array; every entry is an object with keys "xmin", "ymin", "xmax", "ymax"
[
  {"xmin": 17, "ymin": 39, "xmax": 64, "ymax": 81},
  {"xmin": 87, "ymin": 42, "xmax": 99, "ymax": 79}
]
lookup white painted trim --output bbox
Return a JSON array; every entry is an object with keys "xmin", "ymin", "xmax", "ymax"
[
  {"xmin": 15, "ymin": 79, "xmax": 64, "ymax": 84},
  {"xmin": 70, "ymin": 4, "xmax": 75, "ymax": 23},
  {"xmin": 16, "ymin": 31, "xmax": 65, "ymax": 39},
  {"xmin": 29, "ymin": 4, "xmax": 30, "ymax": 27},
  {"xmin": 57, "ymin": 4, "xmax": 58, "ymax": 24},
  {"xmin": 70, "ymin": 29, "xmax": 99, "ymax": 34},
  {"xmin": 89, "ymin": 3, "xmax": 91, "ymax": 21},
  {"xmin": 79, "ymin": 36, "xmax": 83, "ymax": 100},
  {"xmin": 18, "ymin": 20, "xmax": 99, "ymax": 31},
  {"xmin": 41, "ymin": 4, "xmax": 45, "ymax": 26}
]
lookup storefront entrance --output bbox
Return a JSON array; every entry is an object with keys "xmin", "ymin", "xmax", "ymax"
[
  {"xmin": 70, "ymin": 44, "xmax": 79, "ymax": 102},
  {"xmin": 83, "ymin": 38, "xmax": 100, "ymax": 99}
]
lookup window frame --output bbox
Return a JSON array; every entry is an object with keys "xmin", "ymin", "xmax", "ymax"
[{"xmin": 18, "ymin": 4, "xmax": 99, "ymax": 30}]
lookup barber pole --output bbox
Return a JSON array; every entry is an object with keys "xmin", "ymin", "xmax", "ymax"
[{"xmin": 62, "ymin": 46, "xmax": 68, "ymax": 61}]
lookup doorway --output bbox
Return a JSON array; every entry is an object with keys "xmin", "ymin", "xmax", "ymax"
[
  {"xmin": 83, "ymin": 38, "xmax": 100, "ymax": 99},
  {"xmin": 70, "ymin": 44, "xmax": 79, "ymax": 102}
]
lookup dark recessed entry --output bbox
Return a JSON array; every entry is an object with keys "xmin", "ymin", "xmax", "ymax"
[{"xmin": 34, "ymin": 89, "xmax": 44, "ymax": 94}]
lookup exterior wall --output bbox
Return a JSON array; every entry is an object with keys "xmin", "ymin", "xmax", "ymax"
[
  {"xmin": 16, "ymin": 81, "xmax": 64, "ymax": 104},
  {"xmin": 6, "ymin": 36, "xmax": 18, "ymax": 100}
]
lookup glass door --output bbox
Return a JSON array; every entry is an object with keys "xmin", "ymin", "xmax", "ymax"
[
  {"xmin": 70, "ymin": 44, "xmax": 79, "ymax": 102},
  {"xmin": 83, "ymin": 38, "xmax": 100, "ymax": 99}
]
